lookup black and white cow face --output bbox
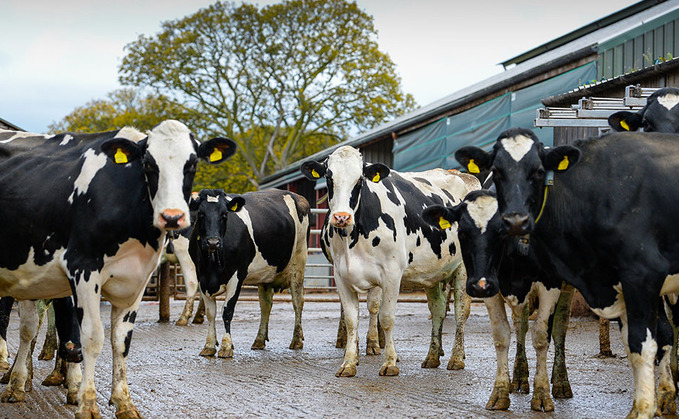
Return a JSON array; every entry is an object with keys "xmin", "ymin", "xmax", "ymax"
[
  {"xmin": 189, "ymin": 189, "xmax": 244, "ymax": 255},
  {"xmin": 455, "ymin": 128, "xmax": 580, "ymax": 236},
  {"xmin": 101, "ymin": 120, "xmax": 236, "ymax": 231},
  {"xmin": 609, "ymin": 87, "xmax": 679, "ymax": 133},
  {"xmin": 301, "ymin": 146, "xmax": 389, "ymax": 228},
  {"xmin": 422, "ymin": 190, "xmax": 503, "ymax": 298}
]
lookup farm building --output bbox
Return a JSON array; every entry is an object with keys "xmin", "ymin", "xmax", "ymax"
[
  {"xmin": 0, "ymin": 118, "xmax": 22, "ymax": 131},
  {"xmin": 260, "ymin": 0, "xmax": 679, "ymax": 286}
]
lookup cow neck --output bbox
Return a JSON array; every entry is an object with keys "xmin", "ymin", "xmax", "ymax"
[{"xmin": 518, "ymin": 170, "xmax": 553, "ymax": 255}]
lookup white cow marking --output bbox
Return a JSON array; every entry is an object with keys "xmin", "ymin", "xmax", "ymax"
[
  {"xmin": 59, "ymin": 135, "xmax": 74, "ymax": 146},
  {"xmin": 657, "ymin": 93, "xmax": 679, "ymax": 111},
  {"xmin": 500, "ymin": 135, "xmax": 534, "ymax": 162},
  {"xmin": 68, "ymin": 149, "xmax": 107, "ymax": 204},
  {"xmin": 0, "ymin": 131, "xmax": 51, "ymax": 143},
  {"xmin": 466, "ymin": 195, "xmax": 498, "ymax": 234},
  {"xmin": 207, "ymin": 195, "xmax": 219, "ymax": 203}
]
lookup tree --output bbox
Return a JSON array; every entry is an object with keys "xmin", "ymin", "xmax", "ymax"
[
  {"xmin": 49, "ymin": 88, "xmax": 254, "ymax": 192},
  {"xmin": 119, "ymin": 0, "xmax": 416, "ymax": 189}
]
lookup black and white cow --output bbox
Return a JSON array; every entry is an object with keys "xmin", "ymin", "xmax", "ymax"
[
  {"xmin": 455, "ymin": 127, "xmax": 679, "ymax": 418},
  {"xmin": 423, "ymin": 190, "xmax": 574, "ymax": 412},
  {"xmin": 189, "ymin": 189, "xmax": 308, "ymax": 357},
  {"xmin": 301, "ymin": 145, "xmax": 478, "ymax": 377},
  {"xmin": 0, "ymin": 121, "xmax": 235, "ymax": 418},
  {"xmin": 609, "ymin": 87, "xmax": 679, "ymax": 132}
]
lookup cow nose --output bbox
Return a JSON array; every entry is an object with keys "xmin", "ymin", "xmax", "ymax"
[
  {"xmin": 160, "ymin": 209, "xmax": 186, "ymax": 229},
  {"xmin": 206, "ymin": 238, "xmax": 220, "ymax": 251},
  {"xmin": 502, "ymin": 213, "xmax": 530, "ymax": 236},
  {"xmin": 467, "ymin": 277, "xmax": 496, "ymax": 298},
  {"xmin": 332, "ymin": 212, "xmax": 352, "ymax": 227}
]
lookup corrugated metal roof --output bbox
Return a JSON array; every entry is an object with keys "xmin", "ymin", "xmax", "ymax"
[
  {"xmin": 0, "ymin": 117, "xmax": 24, "ymax": 131},
  {"xmin": 260, "ymin": 0, "xmax": 679, "ymax": 190}
]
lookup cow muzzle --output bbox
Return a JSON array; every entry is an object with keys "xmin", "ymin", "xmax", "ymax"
[
  {"xmin": 331, "ymin": 212, "xmax": 352, "ymax": 228},
  {"xmin": 502, "ymin": 213, "xmax": 531, "ymax": 236},
  {"xmin": 466, "ymin": 277, "xmax": 499, "ymax": 298},
  {"xmin": 159, "ymin": 209, "xmax": 187, "ymax": 230},
  {"xmin": 206, "ymin": 238, "xmax": 221, "ymax": 252}
]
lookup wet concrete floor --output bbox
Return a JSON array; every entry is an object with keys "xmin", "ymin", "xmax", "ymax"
[{"xmin": 0, "ymin": 294, "xmax": 656, "ymax": 418}]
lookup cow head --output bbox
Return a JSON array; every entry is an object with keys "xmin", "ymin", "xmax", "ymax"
[
  {"xmin": 455, "ymin": 128, "xmax": 580, "ymax": 236},
  {"xmin": 301, "ymin": 145, "xmax": 389, "ymax": 229},
  {"xmin": 189, "ymin": 189, "xmax": 245, "ymax": 258},
  {"xmin": 609, "ymin": 87, "xmax": 679, "ymax": 133},
  {"xmin": 422, "ymin": 190, "xmax": 503, "ymax": 298},
  {"xmin": 100, "ymin": 120, "xmax": 236, "ymax": 231}
]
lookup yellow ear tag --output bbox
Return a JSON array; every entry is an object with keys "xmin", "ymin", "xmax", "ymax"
[
  {"xmin": 114, "ymin": 148, "xmax": 128, "ymax": 164},
  {"xmin": 372, "ymin": 173, "xmax": 380, "ymax": 183},
  {"xmin": 311, "ymin": 169, "xmax": 320, "ymax": 178},
  {"xmin": 209, "ymin": 149, "xmax": 223, "ymax": 162},
  {"xmin": 467, "ymin": 159, "xmax": 480, "ymax": 174},
  {"xmin": 620, "ymin": 120, "xmax": 630, "ymax": 131},
  {"xmin": 558, "ymin": 156, "xmax": 569, "ymax": 171},
  {"xmin": 438, "ymin": 217, "xmax": 451, "ymax": 230},
  {"xmin": 230, "ymin": 203, "xmax": 239, "ymax": 211}
]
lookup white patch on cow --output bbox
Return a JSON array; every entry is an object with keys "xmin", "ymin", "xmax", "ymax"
[
  {"xmin": 500, "ymin": 135, "xmax": 534, "ymax": 162},
  {"xmin": 0, "ymin": 130, "xmax": 50, "ymax": 143},
  {"xmin": 207, "ymin": 195, "xmax": 219, "ymax": 203},
  {"xmin": 145, "ymin": 120, "xmax": 195, "ymax": 230},
  {"xmin": 466, "ymin": 195, "xmax": 498, "ymax": 234},
  {"xmin": 0, "ymin": 248, "xmax": 71, "ymax": 300},
  {"xmin": 660, "ymin": 274, "xmax": 679, "ymax": 296},
  {"xmin": 627, "ymin": 329, "xmax": 658, "ymax": 417},
  {"xmin": 114, "ymin": 126, "xmax": 146, "ymax": 143},
  {"xmin": 326, "ymin": 146, "xmax": 364, "ymax": 226},
  {"xmin": 590, "ymin": 283, "xmax": 626, "ymax": 319},
  {"xmin": 59, "ymin": 135, "xmax": 74, "ymax": 146},
  {"xmin": 68, "ymin": 148, "xmax": 107, "ymax": 204},
  {"xmin": 658, "ymin": 93, "xmax": 679, "ymax": 111}
]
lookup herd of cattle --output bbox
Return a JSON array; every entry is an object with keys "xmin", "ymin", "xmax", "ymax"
[{"xmin": 1, "ymin": 88, "xmax": 679, "ymax": 418}]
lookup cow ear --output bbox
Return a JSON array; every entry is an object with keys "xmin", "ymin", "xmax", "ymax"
[
  {"xmin": 198, "ymin": 137, "xmax": 237, "ymax": 164},
  {"xmin": 455, "ymin": 147, "xmax": 491, "ymax": 174},
  {"xmin": 226, "ymin": 196, "xmax": 245, "ymax": 212},
  {"xmin": 422, "ymin": 205, "xmax": 461, "ymax": 230},
  {"xmin": 364, "ymin": 163, "xmax": 390, "ymax": 183},
  {"xmin": 189, "ymin": 193, "xmax": 201, "ymax": 211},
  {"xmin": 608, "ymin": 111, "xmax": 643, "ymax": 131},
  {"xmin": 543, "ymin": 146, "xmax": 581, "ymax": 172},
  {"xmin": 301, "ymin": 161, "xmax": 326, "ymax": 180},
  {"xmin": 101, "ymin": 138, "xmax": 143, "ymax": 165}
]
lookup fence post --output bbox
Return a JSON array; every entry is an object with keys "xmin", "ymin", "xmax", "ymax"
[{"xmin": 158, "ymin": 262, "xmax": 171, "ymax": 323}]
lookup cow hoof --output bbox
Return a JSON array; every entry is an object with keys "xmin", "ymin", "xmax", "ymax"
[
  {"xmin": 175, "ymin": 318, "xmax": 189, "ymax": 326},
  {"xmin": 59, "ymin": 343, "xmax": 83, "ymax": 363},
  {"xmin": 289, "ymin": 339, "xmax": 304, "ymax": 350},
  {"xmin": 0, "ymin": 388, "xmax": 26, "ymax": 403},
  {"xmin": 41, "ymin": 371, "xmax": 65, "ymax": 386},
  {"xmin": 0, "ymin": 361, "xmax": 9, "ymax": 372},
  {"xmin": 218, "ymin": 346, "xmax": 234, "ymax": 358},
  {"xmin": 0, "ymin": 370, "xmax": 10, "ymax": 385},
  {"xmin": 510, "ymin": 377, "xmax": 530, "ymax": 394},
  {"xmin": 75, "ymin": 409, "xmax": 102, "ymax": 419},
  {"xmin": 447, "ymin": 358, "xmax": 465, "ymax": 370},
  {"xmin": 335, "ymin": 364, "xmax": 357, "ymax": 377},
  {"xmin": 251, "ymin": 339, "xmax": 266, "ymax": 350},
  {"xmin": 552, "ymin": 380, "xmax": 572, "ymax": 398},
  {"xmin": 76, "ymin": 389, "xmax": 100, "ymax": 419},
  {"xmin": 192, "ymin": 316, "xmax": 205, "ymax": 325},
  {"xmin": 531, "ymin": 388, "xmax": 554, "ymax": 412},
  {"xmin": 114, "ymin": 406, "xmax": 142, "ymax": 419},
  {"xmin": 486, "ymin": 387, "xmax": 510, "ymax": 410},
  {"xmin": 67, "ymin": 389, "xmax": 78, "ymax": 405},
  {"xmin": 379, "ymin": 364, "xmax": 399, "ymax": 376},
  {"xmin": 199, "ymin": 347, "xmax": 217, "ymax": 357},
  {"xmin": 366, "ymin": 342, "xmax": 381, "ymax": 356},
  {"xmin": 657, "ymin": 390, "xmax": 677, "ymax": 415},
  {"xmin": 421, "ymin": 356, "xmax": 440, "ymax": 369}
]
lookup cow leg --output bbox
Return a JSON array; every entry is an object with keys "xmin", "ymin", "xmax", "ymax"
[
  {"xmin": 484, "ymin": 294, "xmax": 511, "ymax": 410},
  {"xmin": 378, "ymin": 284, "xmax": 400, "ymax": 377},
  {"xmin": 528, "ymin": 285, "xmax": 560, "ymax": 412},
  {"xmin": 52, "ymin": 296, "xmax": 82, "ymax": 364},
  {"xmin": 422, "ymin": 282, "xmax": 446, "ymax": 368},
  {"xmin": 252, "ymin": 285, "xmax": 273, "ymax": 350},
  {"xmin": 176, "ymin": 294, "xmax": 196, "ymax": 326},
  {"xmin": 219, "ymin": 279, "xmax": 243, "ymax": 358},
  {"xmin": 0, "ymin": 297, "xmax": 13, "ymax": 371},
  {"xmin": 366, "ymin": 287, "xmax": 381, "ymax": 355},
  {"xmin": 510, "ymin": 304, "xmax": 530, "ymax": 394},
  {"xmin": 0, "ymin": 301, "xmax": 39, "ymax": 403},
  {"xmin": 200, "ymin": 293, "xmax": 218, "ymax": 357},
  {"xmin": 38, "ymin": 303, "xmax": 57, "ymax": 361},
  {"xmin": 448, "ymin": 265, "xmax": 471, "ymax": 370},
  {"xmin": 192, "ymin": 297, "xmax": 206, "ymax": 324},
  {"xmin": 175, "ymin": 240, "xmax": 199, "ymax": 326},
  {"xmin": 289, "ymin": 270, "xmax": 305, "ymax": 350},
  {"xmin": 551, "ymin": 284, "xmax": 574, "ymax": 399},
  {"xmin": 656, "ymin": 298, "xmax": 676, "ymax": 416},
  {"xmin": 336, "ymin": 304, "xmax": 347, "ymax": 349},
  {"xmin": 109, "ymin": 298, "xmax": 144, "ymax": 419},
  {"xmin": 335, "ymin": 283, "xmax": 360, "ymax": 377},
  {"xmin": 65, "ymin": 359, "xmax": 82, "ymax": 406}
]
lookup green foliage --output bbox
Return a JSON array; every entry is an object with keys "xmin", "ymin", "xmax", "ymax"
[{"xmin": 119, "ymin": 0, "xmax": 416, "ymax": 189}]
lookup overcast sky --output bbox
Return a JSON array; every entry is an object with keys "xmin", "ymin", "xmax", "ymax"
[{"xmin": 1, "ymin": 0, "xmax": 639, "ymax": 133}]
